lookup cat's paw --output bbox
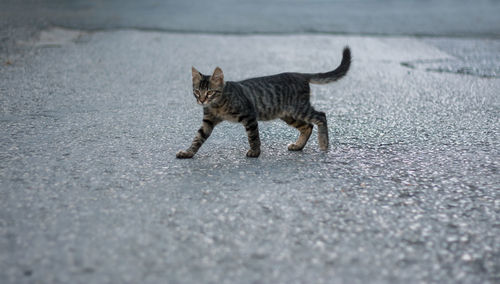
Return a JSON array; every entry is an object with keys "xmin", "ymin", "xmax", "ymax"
[
  {"xmin": 319, "ymin": 144, "xmax": 329, "ymax": 151},
  {"xmin": 318, "ymin": 134, "xmax": 329, "ymax": 151},
  {"xmin": 318, "ymin": 137, "xmax": 329, "ymax": 151},
  {"xmin": 287, "ymin": 143, "xmax": 304, "ymax": 151},
  {"xmin": 246, "ymin": 149, "xmax": 261, "ymax": 158},
  {"xmin": 176, "ymin": 150, "xmax": 194, "ymax": 159}
]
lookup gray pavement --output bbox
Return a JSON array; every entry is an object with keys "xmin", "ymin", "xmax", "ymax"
[
  {"xmin": 1, "ymin": 1, "xmax": 500, "ymax": 283},
  {"xmin": 1, "ymin": 29, "xmax": 499, "ymax": 284}
]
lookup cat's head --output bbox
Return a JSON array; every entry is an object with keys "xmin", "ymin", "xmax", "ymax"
[{"xmin": 191, "ymin": 67, "xmax": 224, "ymax": 105}]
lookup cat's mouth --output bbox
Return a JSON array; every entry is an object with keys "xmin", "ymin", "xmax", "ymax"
[{"xmin": 198, "ymin": 98, "xmax": 217, "ymax": 105}]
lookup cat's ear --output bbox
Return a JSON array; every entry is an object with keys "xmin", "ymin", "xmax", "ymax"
[
  {"xmin": 211, "ymin": 67, "xmax": 224, "ymax": 86},
  {"xmin": 192, "ymin": 66, "xmax": 202, "ymax": 83}
]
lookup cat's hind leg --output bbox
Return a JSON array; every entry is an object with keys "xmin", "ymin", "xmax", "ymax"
[
  {"xmin": 281, "ymin": 116, "xmax": 313, "ymax": 151},
  {"xmin": 296, "ymin": 109, "xmax": 329, "ymax": 151}
]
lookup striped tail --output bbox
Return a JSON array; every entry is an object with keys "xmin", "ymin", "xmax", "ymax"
[{"xmin": 305, "ymin": 47, "xmax": 351, "ymax": 84}]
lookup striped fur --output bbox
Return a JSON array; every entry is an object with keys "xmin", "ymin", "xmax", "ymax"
[{"xmin": 176, "ymin": 47, "xmax": 351, "ymax": 158}]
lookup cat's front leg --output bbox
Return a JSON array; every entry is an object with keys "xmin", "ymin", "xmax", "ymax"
[
  {"xmin": 242, "ymin": 117, "xmax": 261, "ymax": 158},
  {"xmin": 176, "ymin": 117, "xmax": 219, "ymax": 159}
]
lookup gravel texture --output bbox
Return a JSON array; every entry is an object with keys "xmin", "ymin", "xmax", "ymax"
[{"xmin": 0, "ymin": 30, "xmax": 499, "ymax": 284}]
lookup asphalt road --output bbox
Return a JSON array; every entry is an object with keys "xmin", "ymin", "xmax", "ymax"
[
  {"xmin": 1, "ymin": 28, "xmax": 499, "ymax": 283},
  {"xmin": 1, "ymin": 1, "xmax": 500, "ymax": 283}
]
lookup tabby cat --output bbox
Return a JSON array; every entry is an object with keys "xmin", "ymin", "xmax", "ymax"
[{"xmin": 176, "ymin": 47, "xmax": 351, "ymax": 158}]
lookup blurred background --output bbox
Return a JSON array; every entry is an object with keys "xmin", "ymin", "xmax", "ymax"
[
  {"xmin": 3, "ymin": 0, "xmax": 499, "ymax": 77},
  {"xmin": 2, "ymin": 0, "xmax": 500, "ymax": 36}
]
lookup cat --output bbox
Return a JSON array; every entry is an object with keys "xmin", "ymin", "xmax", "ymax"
[{"xmin": 176, "ymin": 47, "xmax": 351, "ymax": 158}]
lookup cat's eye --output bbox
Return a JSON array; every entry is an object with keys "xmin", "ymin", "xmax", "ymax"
[
  {"xmin": 194, "ymin": 90, "xmax": 201, "ymax": 97},
  {"xmin": 207, "ymin": 90, "xmax": 220, "ymax": 97}
]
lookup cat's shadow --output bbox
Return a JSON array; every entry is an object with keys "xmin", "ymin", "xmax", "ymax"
[{"xmin": 179, "ymin": 146, "xmax": 332, "ymax": 172}]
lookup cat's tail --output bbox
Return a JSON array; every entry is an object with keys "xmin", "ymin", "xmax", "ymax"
[{"xmin": 305, "ymin": 47, "xmax": 351, "ymax": 84}]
